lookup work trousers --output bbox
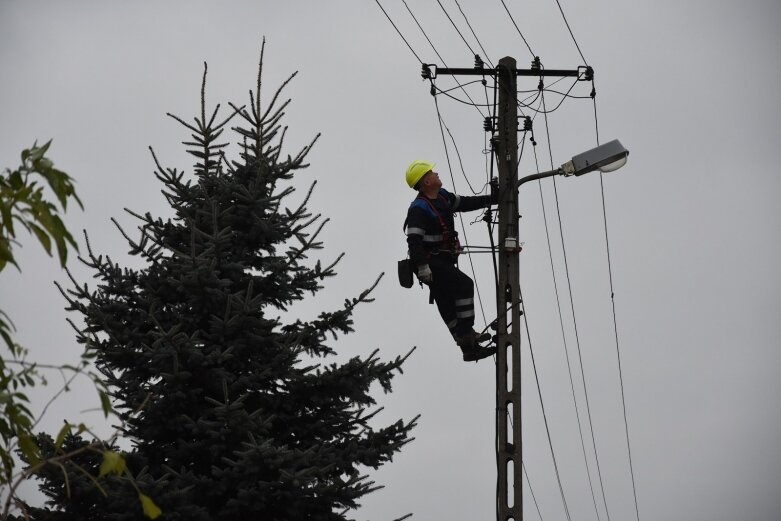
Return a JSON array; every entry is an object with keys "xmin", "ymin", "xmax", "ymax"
[{"xmin": 427, "ymin": 255, "xmax": 475, "ymax": 338}]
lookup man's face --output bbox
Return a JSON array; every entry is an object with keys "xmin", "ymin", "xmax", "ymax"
[{"xmin": 423, "ymin": 170, "xmax": 442, "ymax": 190}]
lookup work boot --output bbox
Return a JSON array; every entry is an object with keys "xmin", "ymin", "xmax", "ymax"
[
  {"xmin": 461, "ymin": 343, "xmax": 497, "ymax": 362},
  {"xmin": 455, "ymin": 330, "xmax": 476, "ymax": 350},
  {"xmin": 456, "ymin": 329, "xmax": 491, "ymax": 347},
  {"xmin": 456, "ymin": 331, "xmax": 496, "ymax": 362},
  {"xmin": 475, "ymin": 330, "xmax": 492, "ymax": 344}
]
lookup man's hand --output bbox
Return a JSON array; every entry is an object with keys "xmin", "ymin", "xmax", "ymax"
[
  {"xmin": 489, "ymin": 177, "xmax": 499, "ymax": 204},
  {"xmin": 417, "ymin": 264, "xmax": 433, "ymax": 284}
]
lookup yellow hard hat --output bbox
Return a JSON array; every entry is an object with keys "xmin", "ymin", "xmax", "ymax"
[{"xmin": 405, "ymin": 160, "xmax": 435, "ymax": 189}]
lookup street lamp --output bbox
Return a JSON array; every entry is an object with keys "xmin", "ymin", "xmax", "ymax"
[{"xmin": 517, "ymin": 139, "xmax": 629, "ymax": 188}]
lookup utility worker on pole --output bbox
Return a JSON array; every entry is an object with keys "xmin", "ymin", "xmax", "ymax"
[{"xmin": 404, "ymin": 160, "xmax": 497, "ymax": 362}]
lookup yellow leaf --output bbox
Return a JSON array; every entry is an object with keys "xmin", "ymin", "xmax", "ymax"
[
  {"xmin": 139, "ymin": 493, "xmax": 162, "ymax": 519},
  {"xmin": 98, "ymin": 450, "xmax": 126, "ymax": 477}
]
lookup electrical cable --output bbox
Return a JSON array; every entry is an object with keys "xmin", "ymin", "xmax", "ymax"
[
  {"xmin": 480, "ymin": 70, "xmax": 495, "ymax": 185},
  {"xmin": 521, "ymin": 87, "xmax": 592, "ymax": 100},
  {"xmin": 552, "ymin": 0, "xmax": 587, "ymax": 64},
  {"xmin": 373, "ymin": 0, "xmax": 424, "ymax": 64},
  {"xmin": 436, "ymin": 0, "xmax": 477, "ymax": 57},
  {"xmin": 519, "ymin": 89, "xmax": 543, "ymax": 110},
  {"xmin": 375, "ymin": 1, "xmax": 638, "ymax": 519},
  {"xmin": 432, "ymin": 93, "xmax": 489, "ymax": 328},
  {"xmin": 435, "ymin": 79, "xmax": 487, "ymax": 94},
  {"xmin": 431, "ymin": 84, "xmax": 494, "ymax": 108},
  {"xmin": 521, "ymin": 76, "xmax": 584, "ymax": 114},
  {"xmin": 540, "ymin": 90, "xmax": 613, "ymax": 521},
  {"xmin": 486, "ymin": 102, "xmax": 564, "ymax": 521},
  {"xmin": 518, "ymin": 281, "xmax": 573, "ymax": 521},
  {"xmin": 403, "ymin": 0, "xmax": 486, "ymax": 118},
  {"xmin": 523, "ymin": 462, "xmax": 545, "ymax": 521},
  {"xmin": 487, "ymin": 79, "xmax": 500, "ymax": 295},
  {"xmin": 454, "ymin": 0, "xmax": 495, "ymax": 68},
  {"xmin": 592, "ymin": 87, "xmax": 642, "ymax": 521},
  {"xmin": 440, "ymin": 113, "xmax": 486, "ymax": 195},
  {"xmin": 518, "ymin": 74, "xmax": 570, "ymax": 93},
  {"xmin": 499, "ymin": 0, "xmax": 536, "ymax": 58},
  {"xmin": 386, "ymin": 11, "xmax": 622, "ymax": 515},
  {"xmin": 532, "ymin": 141, "xmax": 603, "ymax": 521},
  {"xmin": 432, "ymin": 79, "xmax": 586, "ymax": 112}
]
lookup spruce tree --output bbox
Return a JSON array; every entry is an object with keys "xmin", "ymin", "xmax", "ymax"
[{"xmin": 27, "ymin": 46, "xmax": 417, "ymax": 521}]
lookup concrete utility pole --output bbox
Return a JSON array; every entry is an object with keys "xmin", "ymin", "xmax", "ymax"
[
  {"xmin": 421, "ymin": 57, "xmax": 588, "ymax": 521},
  {"xmin": 495, "ymin": 55, "xmax": 522, "ymax": 521}
]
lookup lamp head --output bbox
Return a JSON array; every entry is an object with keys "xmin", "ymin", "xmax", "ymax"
[{"xmin": 561, "ymin": 139, "xmax": 629, "ymax": 176}]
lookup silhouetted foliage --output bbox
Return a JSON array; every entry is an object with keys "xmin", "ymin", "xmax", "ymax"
[{"xmin": 26, "ymin": 44, "xmax": 416, "ymax": 521}]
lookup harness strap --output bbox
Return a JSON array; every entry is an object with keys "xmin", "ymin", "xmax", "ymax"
[{"xmin": 417, "ymin": 194, "xmax": 461, "ymax": 255}]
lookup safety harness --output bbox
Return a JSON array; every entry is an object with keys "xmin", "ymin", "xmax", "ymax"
[{"xmin": 412, "ymin": 192, "xmax": 461, "ymax": 257}]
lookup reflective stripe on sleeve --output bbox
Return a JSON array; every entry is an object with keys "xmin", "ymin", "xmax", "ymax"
[
  {"xmin": 452, "ymin": 194, "xmax": 461, "ymax": 211},
  {"xmin": 455, "ymin": 298, "xmax": 474, "ymax": 307},
  {"xmin": 456, "ymin": 309, "xmax": 475, "ymax": 319},
  {"xmin": 406, "ymin": 227, "xmax": 426, "ymax": 236}
]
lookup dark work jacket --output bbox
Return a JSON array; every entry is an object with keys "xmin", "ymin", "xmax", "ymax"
[{"xmin": 405, "ymin": 188, "xmax": 492, "ymax": 269}]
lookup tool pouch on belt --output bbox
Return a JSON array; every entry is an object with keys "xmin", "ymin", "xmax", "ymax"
[{"xmin": 397, "ymin": 259, "xmax": 414, "ymax": 288}]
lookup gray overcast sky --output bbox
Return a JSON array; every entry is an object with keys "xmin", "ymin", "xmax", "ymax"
[{"xmin": 1, "ymin": 1, "xmax": 780, "ymax": 520}]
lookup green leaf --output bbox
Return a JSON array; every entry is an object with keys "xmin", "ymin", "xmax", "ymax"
[
  {"xmin": 50, "ymin": 215, "xmax": 69, "ymax": 267},
  {"xmin": 0, "ymin": 237, "xmax": 17, "ymax": 272},
  {"xmin": 99, "ymin": 390, "xmax": 112, "ymax": 417},
  {"xmin": 0, "ymin": 204, "xmax": 14, "ymax": 236},
  {"xmin": 0, "ymin": 327, "xmax": 13, "ymax": 351},
  {"xmin": 139, "ymin": 493, "xmax": 162, "ymax": 519},
  {"xmin": 37, "ymin": 158, "xmax": 53, "ymax": 171},
  {"xmin": 98, "ymin": 450, "xmax": 126, "ymax": 477},
  {"xmin": 54, "ymin": 422, "xmax": 72, "ymax": 450},
  {"xmin": 28, "ymin": 140, "xmax": 51, "ymax": 163},
  {"xmin": 18, "ymin": 433, "xmax": 40, "ymax": 465},
  {"xmin": 8, "ymin": 171, "xmax": 23, "ymax": 190},
  {"xmin": 28, "ymin": 222, "xmax": 52, "ymax": 256}
]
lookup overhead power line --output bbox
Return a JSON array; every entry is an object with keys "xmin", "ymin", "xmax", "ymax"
[
  {"xmin": 519, "ymin": 282, "xmax": 574, "ymax": 521},
  {"xmin": 436, "ymin": 0, "xmax": 477, "ymax": 57},
  {"xmin": 373, "ymin": 0, "xmax": 423, "ymax": 64},
  {"xmin": 373, "ymin": 3, "xmax": 640, "ymax": 518},
  {"xmin": 541, "ymin": 89, "xmax": 613, "ymax": 521},
  {"xmin": 531, "ymin": 142, "xmax": 603, "ymax": 521},
  {"xmin": 403, "ymin": 0, "xmax": 486, "ymax": 118},
  {"xmin": 454, "ymin": 0, "xmax": 495, "ymax": 68},
  {"xmin": 499, "ymin": 0, "xmax": 536, "ymax": 57},
  {"xmin": 552, "ymin": 0, "xmax": 588, "ymax": 63},
  {"xmin": 592, "ymin": 86, "xmax": 642, "ymax": 521},
  {"xmin": 432, "ymin": 94, "xmax": 490, "ymax": 329}
]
